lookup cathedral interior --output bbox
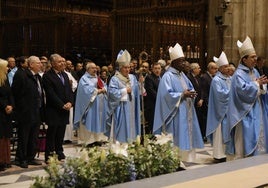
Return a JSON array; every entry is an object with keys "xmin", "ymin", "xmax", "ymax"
[{"xmin": 0, "ymin": 0, "xmax": 267, "ymax": 68}]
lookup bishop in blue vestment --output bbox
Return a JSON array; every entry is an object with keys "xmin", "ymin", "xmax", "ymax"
[
  {"xmin": 226, "ymin": 36, "xmax": 268, "ymax": 158},
  {"xmin": 106, "ymin": 50, "xmax": 141, "ymax": 143},
  {"xmin": 206, "ymin": 52, "xmax": 231, "ymax": 161},
  {"xmin": 153, "ymin": 43, "xmax": 204, "ymax": 162},
  {"xmin": 74, "ymin": 61, "xmax": 108, "ymax": 144}
]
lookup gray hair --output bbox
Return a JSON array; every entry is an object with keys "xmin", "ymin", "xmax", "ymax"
[
  {"xmin": 207, "ymin": 61, "xmax": 217, "ymax": 69},
  {"xmin": 27, "ymin": 56, "xmax": 40, "ymax": 66},
  {"xmin": 49, "ymin": 53, "xmax": 62, "ymax": 64},
  {"xmin": 86, "ymin": 61, "xmax": 96, "ymax": 70},
  {"xmin": 190, "ymin": 62, "xmax": 200, "ymax": 70}
]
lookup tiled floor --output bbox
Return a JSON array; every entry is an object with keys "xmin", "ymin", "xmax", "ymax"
[{"xmin": 0, "ymin": 141, "xmax": 216, "ymax": 188}]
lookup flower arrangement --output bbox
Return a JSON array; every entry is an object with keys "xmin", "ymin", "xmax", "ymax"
[{"xmin": 31, "ymin": 134, "xmax": 180, "ymax": 188}]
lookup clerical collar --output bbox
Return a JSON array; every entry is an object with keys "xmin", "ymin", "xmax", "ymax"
[
  {"xmin": 217, "ymin": 71, "xmax": 230, "ymax": 79},
  {"xmin": 87, "ymin": 72, "xmax": 97, "ymax": 78},
  {"xmin": 239, "ymin": 63, "xmax": 253, "ymax": 73},
  {"xmin": 169, "ymin": 67, "xmax": 182, "ymax": 76}
]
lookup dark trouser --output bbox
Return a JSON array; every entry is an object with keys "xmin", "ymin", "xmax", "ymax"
[
  {"xmin": 15, "ymin": 122, "xmax": 40, "ymax": 162},
  {"xmin": 45, "ymin": 123, "xmax": 66, "ymax": 159},
  {"xmin": 198, "ymin": 105, "xmax": 208, "ymax": 138},
  {"xmin": 144, "ymin": 108, "xmax": 154, "ymax": 135}
]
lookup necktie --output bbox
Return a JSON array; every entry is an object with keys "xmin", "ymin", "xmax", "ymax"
[
  {"xmin": 58, "ymin": 73, "xmax": 65, "ymax": 85},
  {"xmin": 35, "ymin": 74, "xmax": 42, "ymax": 107},
  {"xmin": 194, "ymin": 76, "xmax": 199, "ymax": 86},
  {"xmin": 35, "ymin": 75, "xmax": 41, "ymax": 94}
]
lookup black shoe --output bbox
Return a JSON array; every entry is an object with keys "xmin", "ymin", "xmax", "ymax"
[
  {"xmin": 213, "ymin": 157, "xmax": 226, "ymax": 163},
  {"xmin": 64, "ymin": 140, "xmax": 72, "ymax": 144},
  {"xmin": 14, "ymin": 160, "xmax": 21, "ymax": 166},
  {"xmin": 57, "ymin": 152, "xmax": 66, "ymax": 161},
  {"xmin": 86, "ymin": 141, "xmax": 105, "ymax": 147},
  {"xmin": 28, "ymin": 159, "xmax": 42, "ymax": 166},
  {"xmin": 0, "ymin": 164, "xmax": 6, "ymax": 171},
  {"xmin": 4, "ymin": 163, "xmax": 12, "ymax": 168},
  {"xmin": 19, "ymin": 161, "xmax": 28, "ymax": 168}
]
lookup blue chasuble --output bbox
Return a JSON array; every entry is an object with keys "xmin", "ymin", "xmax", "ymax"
[
  {"xmin": 74, "ymin": 72, "xmax": 107, "ymax": 133},
  {"xmin": 153, "ymin": 67, "xmax": 204, "ymax": 150},
  {"xmin": 226, "ymin": 63, "xmax": 268, "ymax": 156},
  {"xmin": 106, "ymin": 73, "xmax": 141, "ymax": 143},
  {"xmin": 206, "ymin": 71, "xmax": 231, "ymax": 143}
]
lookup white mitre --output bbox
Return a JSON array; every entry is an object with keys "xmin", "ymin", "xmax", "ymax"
[
  {"xmin": 213, "ymin": 51, "xmax": 229, "ymax": 67},
  {"xmin": 237, "ymin": 36, "xmax": 256, "ymax": 58},
  {"xmin": 169, "ymin": 43, "xmax": 184, "ymax": 61},
  {"xmin": 116, "ymin": 49, "xmax": 131, "ymax": 67}
]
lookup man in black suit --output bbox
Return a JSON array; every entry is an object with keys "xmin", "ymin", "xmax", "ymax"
[
  {"xmin": 42, "ymin": 54, "xmax": 73, "ymax": 162},
  {"xmin": 12, "ymin": 56, "xmax": 45, "ymax": 168},
  {"xmin": 200, "ymin": 62, "xmax": 218, "ymax": 142},
  {"xmin": 144, "ymin": 62, "xmax": 162, "ymax": 134},
  {"xmin": 187, "ymin": 63, "xmax": 204, "ymax": 140}
]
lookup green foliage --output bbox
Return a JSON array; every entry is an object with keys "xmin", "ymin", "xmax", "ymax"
[{"xmin": 31, "ymin": 135, "xmax": 180, "ymax": 188}]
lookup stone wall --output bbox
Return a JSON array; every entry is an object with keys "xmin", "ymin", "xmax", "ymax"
[{"xmin": 208, "ymin": 0, "xmax": 268, "ymax": 65}]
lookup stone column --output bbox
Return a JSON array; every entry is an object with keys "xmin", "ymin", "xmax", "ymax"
[
  {"xmin": 222, "ymin": 0, "xmax": 268, "ymax": 63},
  {"xmin": 254, "ymin": 0, "xmax": 267, "ymax": 57},
  {"xmin": 207, "ymin": 0, "xmax": 224, "ymax": 64}
]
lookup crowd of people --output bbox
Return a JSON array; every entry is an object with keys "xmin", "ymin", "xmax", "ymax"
[{"xmin": 0, "ymin": 35, "xmax": 268, "ymax": 171}]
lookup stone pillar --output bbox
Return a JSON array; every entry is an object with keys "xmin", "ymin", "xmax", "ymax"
[
  {"xmin": 207, "ymin": 0, "xmax": 268, "ymax": 64},
  {"xmin": 207, "ymin": 0, "xmax": 225, "ymax": 65},
  {"xmin": 254, "ymin": 0, "xmax": 267, "ymax": 57},
  {"xmin": 221, "ymin": 0, "xmax": 268, "ymax": 63}
]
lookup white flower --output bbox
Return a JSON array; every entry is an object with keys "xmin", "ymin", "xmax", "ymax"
[
  {"xmin": 110, "ymin": 141, "xmax": 128, "ymax": 157},
  {"xmin": 155, "ymin": 133, "xmax": 173, "ymax": 145},
  {"xmin": 80, "ymin": 149, "xmax": 89, "ymax": 161},
  {"xmin": 100, "ymin": 150, "xmax": 106, "ymax": 163}
]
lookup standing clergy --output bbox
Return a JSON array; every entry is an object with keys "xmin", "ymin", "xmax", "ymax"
[
  {"xmin": 107, "ymin": 50, "xmax": 141, "ymax": 143},
  {"xmin": 226, "ymin": 36, "xmax": 268, "ymax": 159},
  {"xmin": 206, "ymin": 51, "xmax": 231, "ymax": 162},
  {"xmin": 74, "ymin": 61, "xmax": 108, "ymax": 145},
  {"xmin": 153, "ymin": 43, "xmax": 204, "ymax": 162}
]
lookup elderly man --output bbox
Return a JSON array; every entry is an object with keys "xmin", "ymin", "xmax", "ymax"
[
  {"xmin": 153, "ymin": 43, "xmax": 204, "ymax": 162},
  {"xmin": 187, "ymin": 63, "xmax": 204, "ymax": 140},
  {"xmin": 42, "ymin": 54, "xmax": 73, "ymax": 163},
  {"xmin": 107, "ymin": 50, "xmax": 141, "ymax": 143},
  {"xmin": 206, "ymin": 52, "xmax": 231, "ymax": 162},
  {"xmin": 74, "ymin": 61, "xmax": 108, "ymax": 145},
  {"xmin": 200, "ymin": 61, "xmax": 218, "ymax": 142},
  {"xmin": 227, "ymin": 36, "xmax": 268, "ymax": 159},
  {"xmin": 12, "ymin": 56, "xmax": 45, "ymax": 168}
]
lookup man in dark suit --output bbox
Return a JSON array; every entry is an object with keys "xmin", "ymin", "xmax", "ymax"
[
  {"xmin": 144, "ymin": 62, "xmax": 162, "ymax": 134},
  {"xmin": 187, "ymin": 63, "xmax": 204, "ymax": 140},
  {"xmin": 12, "ymin": 56, "xmax": 45, "ymax": 168},
  {"xmin": 200, "ymin": 62, "xmax": 218, "ymax": 142},
  {"xmin": 42, "ymin": 54, "xmax": 73, "ymax": 162}
]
